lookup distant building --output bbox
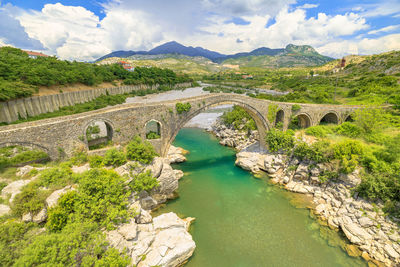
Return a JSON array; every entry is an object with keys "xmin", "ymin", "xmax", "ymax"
[
  {"xmin": 340, "ymin": 58, "xmax": 346, "ymax": 68},
  {"xmin": 242, "ymin": 74, "xmax": 253, "ymax": 79},
  {"xmin": 117, "ymin": 61, "xmax": 135, "ymax": 71},
  {"xmin": 23, "ymin": 50, "xmax": 49, "ymax": 59}
]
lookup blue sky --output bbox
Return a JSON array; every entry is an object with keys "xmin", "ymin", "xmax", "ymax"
[{"xmin": 0, "ymin": 0, "xmax": 399, "ymax": 61}]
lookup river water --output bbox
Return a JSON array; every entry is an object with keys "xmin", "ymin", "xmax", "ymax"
[{"xmin": 154, "ymin": 128, "xmax": 366, "ymax": 267}]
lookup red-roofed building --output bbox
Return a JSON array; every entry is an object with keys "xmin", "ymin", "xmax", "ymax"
[
  {"xmin": 117, "ymin": 61, "xmax": 135, "ymax": 71},
  {"xmin": 23, "ymin": 50, "xmax": 49, "ymax": 59}
]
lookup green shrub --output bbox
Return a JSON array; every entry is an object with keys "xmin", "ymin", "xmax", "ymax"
[
  {"xmin": 103, "ymin": 148, "xmax": 126, "ymax": 167},
  {"xmin": 334, "ymin": 122, "xmax": 363, "ymax": 138},
  {"xmin": 332, "ymin": 140, "xmax": 364, "ymax": 160},
  {"xmin": 175, "ymin": 102, "xmax": 192, "ymax": 114},
  {"xmin": 38, "ymin": 166, "xmax": 73, "ymax": 188},
  {"xmin": 46, "ymin": 191, "xmax": 79, "ymax": 232},
  {"xmin": 357, "ymin": 172, "xmax": 398, "ymax": 201},
  {"xmin": 340, "ymin": 154, "xmax": 359, "ymax": 174},
  {"xmin": 0, "ymin": 149, "xmax": 48, "ymax": 171},
  {"xmin": 353, "ymin": 107, "xmax": 388, "ymax": 134},
  {"xmin": 88, "ymin": 155, "xmax": 104, "ymax": 168},
  {"xmin": 0, "ymin": 221, "xmax": 38, "ymax": 266},
  {"xmin": 305, "ymin": 125, "xmax": 333, "ymax": 137},
  {"xmin": 265, "ymin": 129, "xmax": 294, "ymax": 153},
  {"xmin": 12, "ymin": 183, "xmax": 49, "ymax": 217},
  {"xmin": 15, "ymin": 222, "xmax": 130, "ymax": 266},
  {"xmin": 70, "ymin": 149, "xmax": 88, "ymax": 166},
  {"xmin": 131, "ymin": 170, "xmax": 159, "ymax": 193},
  {"xmin": 126, "ymin": 136, "xmax": 158, "ymax": 164},
  {"xmin": 319, "ymin": 170, "xmax": 339, "ymax": 183},
  {"xmin": 73, "ymin": 169, "xmax": 130, "ymax": 229},
  {"xmin": 267, "ymin": 104, "xmax": 279, "ymax": 124},
  {"xmin": 222, "ymin": 105, "xmax": 256, "ymax": 131},
  {"xmin": 146, "ymin": 131, "xmax": 160, "ymax": 139},
  {"xmin": 293, "ymin": 140, "xmax": 331, "ymax": 163},
  {"xmin": 10, "ymin": 150, "xmax": 48, "ymax": 165},
  {"xmin": 291, "ymin": 104, "xmax": 301, "ymax": 112}
]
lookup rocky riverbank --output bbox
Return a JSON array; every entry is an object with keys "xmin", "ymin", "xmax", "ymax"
[
  {"xmin": 211, "ymin": 119, "xmax": 400, "ymax": 267},
  {"xmin": 0, "ymin": 146, "xmax": 195, "ymax": 267}
]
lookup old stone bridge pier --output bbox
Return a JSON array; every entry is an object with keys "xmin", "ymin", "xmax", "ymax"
[{"xmin": 0, "ymin": 93, "xmax": 358, "ymax": 159}]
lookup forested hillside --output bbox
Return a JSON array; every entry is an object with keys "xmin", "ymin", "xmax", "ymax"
[{"xmin": 0, "ymin": 47, "xmax": 191, "ymax": 101}]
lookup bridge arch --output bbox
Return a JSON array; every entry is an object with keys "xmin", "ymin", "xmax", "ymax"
[
  {"xmin": 291, "ymin": 113, "xmax": 312, "ymax": 129},
  {"xmin": 162, "ymin": 99, "xmax": 272, "ymax": 156},
  {"xmin": 319, "ymin": 111, "xmax": 340, "ymax": 125},
  {"xmin": 344, "ymin": 113, "xmax": 354, "ymax": 122},
  {"xmin": 0, "ymin": 142, "xmax": 50, "ymax": 154},
  {"xmin": 145, "ymin": 119, "xmax": 162, "ymax": 139},
  {"xmin": 82, "ymin": 118, "xmax": 114, "ymax": 149},
  {"xmin": 275, "ymin": 109, "xmax": 285, "ymax": 128}
]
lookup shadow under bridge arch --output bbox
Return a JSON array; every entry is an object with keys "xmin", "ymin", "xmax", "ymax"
[{"xmin": 162, "ymin": 99, "xmax": 272, "ymax": 157}]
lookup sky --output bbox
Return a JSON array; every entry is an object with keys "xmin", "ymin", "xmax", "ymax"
[{"xmin": 0, "ymin": 0, "xmax": 399, "ymax": 61}]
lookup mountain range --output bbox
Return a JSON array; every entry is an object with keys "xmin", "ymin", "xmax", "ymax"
[{"xmin": 96, "ymin": 41, "xmax": 334, "ymax": 66}]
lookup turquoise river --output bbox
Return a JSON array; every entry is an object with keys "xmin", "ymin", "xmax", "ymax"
[{"xmin": 154, "ymin": 128, "xmax": 367, "ymax": 267}]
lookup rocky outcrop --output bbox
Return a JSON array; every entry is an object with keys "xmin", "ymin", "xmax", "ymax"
[
  {"xmin": 107, "ymin": 212, "xmax": 195, "ymax": 267},
  {"xmin": 167, "ymin": 146, "xmax": 188, "ymax": 164},
  {"xmin": 211, "ymin": 119, "xmax": 259, "ymax": 151},
  {"xmin": 1, "ymin": 179, "xmax": 33, "ymax": 203},
  {"xmin": 234, "ymin": 150, "xmax": 400, "ymax": 266}
]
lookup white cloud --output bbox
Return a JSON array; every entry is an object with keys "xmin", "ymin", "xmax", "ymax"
[
  {"xmin": 368, "ymin": 25, "xmax": 400, "ymax": 35},
  {"xmin": 298, "ymin": 4, "xmax": 319, "ymax": 9},
  {"xmin": 316, "ymin": 34, "xmax": 400, "ymax": 58},
  {"xmin": 360, "ymin": 1, "xmax": 400, "ymax": 17},
  {"xmin": 183, "ymin": 8, "xmax": 368, "ymax": 54},
  {"xmin": 17, "ymin": 3, "xmax": 163, "ymax": 61},
  {"xmin": 0, "ymin": 3, "xmax": 43, "ymax": 49},
  {"xmin": 3, "ymin": 0, "xmax": 399, "ymax": 61}
]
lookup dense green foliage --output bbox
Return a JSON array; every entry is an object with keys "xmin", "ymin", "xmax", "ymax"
[
  {"xmin": 12, "ymin": 183, "xmax": 50, "ymax": 217},
  {"xmin": 46, "ymin": 169, "xmax": 130, "ymax": 232},
  {"xmin": 221, "ymin": 105, "xmax": 256, "ymax": 131},
  {"xmin": 15, "ymin": 222, "xmax": 130, "ymax": 266},
  {"xmin": 0, "ymin": 47, "xmax": 191, "ymax": 101},
  {"xmin": 126, "ymin": 136, "xmax": 158, "ymax": 164},
  {"xmin": 0, "ymin": 221, "xmax": 38, "ymax": 266},
  {"xmin": 265, "ymin": 129, "xmax": 295, "ymax": 152},
  {"xmin": 146, "ymin": 131, "xmax": 161, "ymax": 139},
  {"xmin": 0, "ymin": 146, "xmax": 49, "ymax": 171},
  {"xmin": 130, "ymin": 170, "xmax": 159, "ymax": 193},
  {"xmin": 103, "ymin": 148, "xmax": 127, "ymax": 167},
  {"xmin": 175, "ymin": 102, "xmax": 192, "ymax": 114}
]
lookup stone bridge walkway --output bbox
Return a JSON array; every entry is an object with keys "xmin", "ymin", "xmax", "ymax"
[{"xmin": 0, "ymin": 93, "xmax": 359, "ymax": 159}]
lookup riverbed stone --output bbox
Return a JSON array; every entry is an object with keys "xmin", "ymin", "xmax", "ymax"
[
  {"xmin": 46, "ymin": 185, "xmax": 75, "ymax": 209},
  {"xmin": 1, "ymin": 179, "xmax": 32, "ymax": 203},
  {"xmin": 358, "ymin": 216, "xmax": 374, "ymax": 227},
  {"xmin": 341, "ymin": 220, "xmax": 373, "ymax": 245},
  {"xmin": 118, "ymin": 220, "xmax": 138, "ymax": 240}
]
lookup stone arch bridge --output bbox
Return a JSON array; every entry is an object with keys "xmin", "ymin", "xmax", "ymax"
[{"xmin": 0, "ymin": 93, "xmax": 359, "ymax": 159}]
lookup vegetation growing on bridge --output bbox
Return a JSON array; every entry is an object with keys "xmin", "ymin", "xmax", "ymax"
[
  {"xmin": 175, "ymin": 102, "xmax": 192, "ymax": 114},
  {"xmin": 0, "ymin": 47, "xmax": 192, "ymax": 101}
]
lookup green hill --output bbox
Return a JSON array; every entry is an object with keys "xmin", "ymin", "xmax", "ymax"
[{"xmin": 222, "ymin": 44, "xmax": 333, "ymax": 68}]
